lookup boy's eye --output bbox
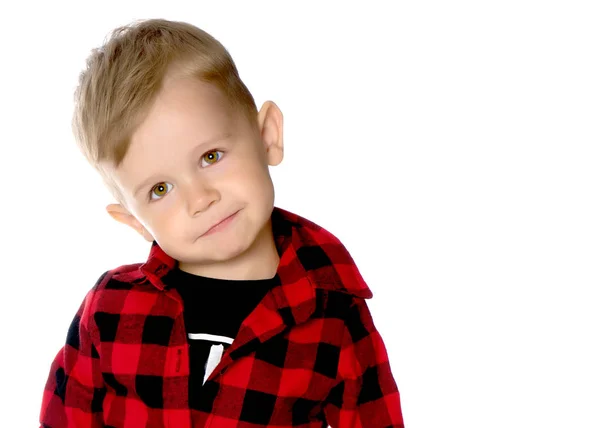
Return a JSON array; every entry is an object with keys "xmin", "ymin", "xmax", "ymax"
[
  {"xmin": 149, "ymin": 182, "xmax": 173, "ymax": 201},
  {"xmin": 201, "ymin": 149, "xmax": 223, "ymax": 167},
  {"xmin": 148, "ymin": 149, "xmax": 224, "ymax": 202}
]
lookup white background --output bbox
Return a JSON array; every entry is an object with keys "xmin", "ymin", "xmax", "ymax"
[{"xmin": 1, "ymin": 1, "xmax": 598, "ymax": 427}]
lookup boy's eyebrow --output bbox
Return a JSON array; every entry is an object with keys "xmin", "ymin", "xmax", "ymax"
[{"xmin": 133, "ymin": 133, "xmax": 232, "ymax": 197}]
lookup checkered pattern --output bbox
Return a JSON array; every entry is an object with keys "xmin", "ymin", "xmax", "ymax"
[{"xmin": 40, "ymin": 206, "xmax": 404, "ymax": 427}]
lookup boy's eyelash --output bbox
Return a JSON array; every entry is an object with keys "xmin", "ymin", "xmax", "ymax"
[{"xmin": 146, "ymin": 149, "xmax": 224, "ymax": 201}]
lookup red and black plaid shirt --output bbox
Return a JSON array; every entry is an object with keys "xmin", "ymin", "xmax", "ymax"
[{"xmin": 40, "ymin": 206, "xmax": 404, "ymax": 427}]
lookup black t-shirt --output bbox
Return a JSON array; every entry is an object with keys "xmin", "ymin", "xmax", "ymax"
[{"xmin": 161, "ymin": 267, "xmax": 277, "ymax": 409}]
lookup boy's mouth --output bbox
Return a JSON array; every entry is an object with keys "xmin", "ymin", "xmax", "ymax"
[{"xmin": 200, "ymin": 209, "xmax": 241, "ymax": 237}]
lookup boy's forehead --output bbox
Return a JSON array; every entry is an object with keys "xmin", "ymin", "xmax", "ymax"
[
  {"xmin": 145, "ymin": 78, "xmax": 234, "ymax": 132},
  {"xmin": 108, "ymin": 79, "xmax": 253, "ymax": 197},
  {"xmin": 125, "ymin": 80, "xmax": 233, "ymax": 161}
]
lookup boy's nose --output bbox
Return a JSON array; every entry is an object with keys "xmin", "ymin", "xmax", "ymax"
[{"xmin": 185, "ymin": 184, "xmax": 220, "ymax": 218}]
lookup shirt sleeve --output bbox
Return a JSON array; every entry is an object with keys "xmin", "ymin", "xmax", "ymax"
[
  {"xmin": 322, "ymin": 298, "xmax": 404, "ymax": 427},
  {"xmin": 39, "ymin": 288, "xmax": 106, "ymax": 428}
]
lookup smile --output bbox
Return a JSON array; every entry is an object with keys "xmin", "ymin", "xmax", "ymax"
[{"xmin": 200, "ymin": 210, "xmax": 240, "ymax": 237}]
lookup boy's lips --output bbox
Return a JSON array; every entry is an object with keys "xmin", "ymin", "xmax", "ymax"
[{"xmin": 199, "ymin": 209, "xmax": 241, "ymax": 237}]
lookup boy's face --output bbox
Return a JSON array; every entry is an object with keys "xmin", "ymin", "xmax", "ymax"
[{"xmin": 104, "ymin": 76, "xmax": 284, "ymax": 280}]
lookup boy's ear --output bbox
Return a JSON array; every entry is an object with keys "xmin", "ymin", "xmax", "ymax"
[
  {"xmin": 105, "ymin": 203, "xmax": 154, "ymax": 242},
  {"xmin": 257, "ymin": 100, "xmax": 284, "ymax": 167}
]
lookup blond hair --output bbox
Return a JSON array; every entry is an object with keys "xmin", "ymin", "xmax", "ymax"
[{"xmin": 72, "ymin": 18, "xmax": 258, "ymax": 206}]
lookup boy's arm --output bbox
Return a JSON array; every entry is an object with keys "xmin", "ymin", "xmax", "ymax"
[
  {"xmin": 322, "ymin": 298, "xmax": 404, "ymax": 428},
  {"xmin": 39, "ymin": 288, "xmax": 106, "ymax": 428}
]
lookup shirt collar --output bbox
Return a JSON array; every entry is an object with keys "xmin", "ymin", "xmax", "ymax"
[{"xmin": 136, "ymin": 206, "xmax": 373, "ymax": 328}]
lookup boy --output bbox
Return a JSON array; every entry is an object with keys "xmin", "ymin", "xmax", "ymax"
[{"xmin": 39, "ymin": 18, "xmax": 404, "ymax": 427}]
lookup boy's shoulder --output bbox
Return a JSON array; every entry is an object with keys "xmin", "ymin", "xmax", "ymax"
[
  {"xmin": 285, "ymin": 210, "xmax": 374, "ymax": 300},
  {"xmin": 73, "ymin": 262, "xmax": 148, "ymax": 324}
]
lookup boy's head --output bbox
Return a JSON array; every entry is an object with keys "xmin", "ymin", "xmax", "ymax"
[{"xmin": 72, "ymin": 18, "xmax": 284, "ymax": 279}]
